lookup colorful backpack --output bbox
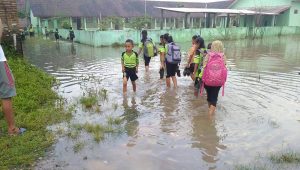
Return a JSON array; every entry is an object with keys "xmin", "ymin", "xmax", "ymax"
[
  {"xmin": 200, "ymin": 52, "xmax": 227, "ymax": 96},
  {"xmin": 144, "ymin": 39, "xmax": 156, "ymax": 57},
  {"xmin": 166, "ymin": 42, "xmax": 181, "ymax": 64}
]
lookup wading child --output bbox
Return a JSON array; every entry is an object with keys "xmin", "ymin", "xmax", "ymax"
[
  {"xmin": 200, "ymin": 40, "xmax": 227, "ymax": 115},
  {"xmin": 0, "ymin": 19, "xmax": 26, "ymax": 135},
  {"xmin": 159, "ymin": 35, "xmax": 165, "ymax": 79},
  {"xmin": 164, "ymin": 34, "xmax": 181, "ymax": 88},
  {"xmin": 55, "ymin": 28, "xmax": 60, "ymax": 42},
  {"xmin": 138, "ymin": 30, "xmax": 157, "ymax": 72},
  {"xmin": 193, "ymin": 36, "xmax": 207, "ymax": 97},
  {"xmin": 122, "ymin": 39, "xmax": 139, "ymax": 93}
]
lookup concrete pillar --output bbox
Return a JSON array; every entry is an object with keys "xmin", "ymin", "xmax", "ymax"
[
  {"xmin": 160, "ymin": 9, "xmax": 164, "ymax": 30},
  {"xmin": 54, "ymin": 19, "xmax": 58, "ymax": 29},
  {"xmin": 183, "ymin": 18, "xmax": 185, "ymax": 29},
  {"xmin": 272, "ymin": 15, "xmax": 276, "ymax": 26},
  {"xmin": 226, "ymin": 14, "xmax": 230, "ymax": 28},
  {"xmin": 206, "ymin": 13, "xmax": 211, "ymax": 28},
  {"xmin": 184, "ymin": 13, "xmax": 191, "ymax": 29},
  {"xmin": 110, "ymin": 21, "xmax": 113, "ymax": 29},
  {"xmin": 154, "ymin": 18, "xmax": 157, "ymax": 29},
  {"xmin": 70, "ymin": 17, "xmax": 73, "ymax": 27},
  {"xmin": 84, "ymin": 18, "xmax": 87, "ymax": 30},
  {"xmin": 191, "ymin": 17, "xmax": 194, "ymax": 28},
  {"xmin": 173, "ymin": 18, "xmax": 176, "ymax": 28},
  {"xmin": 97, "ymin": 18, "xmax": 100, "ymax": 28},
  {"xmin": 164, "ymin": 18, "xmax": 167, "ymax": 29},
  {"xmin": 200, "ymin": 18, "xmax": 202, "ymax": 28}
]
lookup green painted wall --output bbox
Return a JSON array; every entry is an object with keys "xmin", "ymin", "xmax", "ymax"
[
  {"xmin": 276, "ymin": 9, "xmax": 290, "ymax": 26},
  {"xmin": 230, "ymin": 0, "xmax": 292, "ymax": 9},
  {"xmin": 56, "ymin": 27, "xmax": 300, "ymax": 47},
  {"xmin": 289, "ymin": 2, "xmax": 300, "ymax": 26}
]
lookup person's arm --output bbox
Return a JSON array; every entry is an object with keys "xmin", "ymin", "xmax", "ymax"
[
  {"xmin": 186, "ymin": 46, "xmax": 196, "ymax": 67},
  {"xmin": 223, "ymin": 55, "xmax": 227, "ymax": 66},
  {"xmin": 136, "ymin": 53, "xmax": 139, "ymax": 73},
  {"xmin": 159, "ymin": 47, "xmax": 165, "ymax": 69},
  {"xmin": 137, "ymin": 42, "xmax": 143, "ymax": 56},
  {"xmin": 121, "ymin": 54, "xmax": 125, "ymax": 72}
]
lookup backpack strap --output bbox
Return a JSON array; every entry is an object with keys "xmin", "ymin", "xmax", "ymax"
[
  {"xmin": 134, "ymin": 52, "xmax": 138, "ymax": 58},
  {"xmin": 121, "ymin": 52, "xmax": 126, "ymax": 57},
  {"xmin": 222, "ymin": 84, "xmax": 225, "ymax": 96}
]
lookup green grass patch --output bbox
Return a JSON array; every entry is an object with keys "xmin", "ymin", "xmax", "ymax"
[
  {"xmin": 270, "ymin": 151, "xmax": 300, "ymax": 164},
  {"xmin": 80, "ymin": 95, "xmax": 98, "ymax": 108},
  {"xmin": 73, "ymin": 142, "xmax": 85, "ymax": 153},
  {"xmin": 234, "ymin": 164, "xmax": 268, "ymax": 170},
  {"xmin": 0, "ymin": 47, "xmax": 72, "ymax": 169},
  {"xmin": 107, "ymin": 116, "xmax": 123, "ymax": 126}
]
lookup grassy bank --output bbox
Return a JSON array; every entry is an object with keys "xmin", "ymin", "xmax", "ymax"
[{"xmin": 0, "ymin": 46, "xmax": 72, "ymax": 169}]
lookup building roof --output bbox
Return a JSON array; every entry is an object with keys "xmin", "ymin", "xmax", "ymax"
[
  {"xmin": 147, "ymin": 0, "xmax": 230, "ymax": 3},
  {"xmin": 155, "ymin": 7, "xmax": 276, "ymax": 15},
  {"xmin": 28, "ymin": 0, "xmax": 233, "ymax": 18},
  {"xmin": 248, "ymin": 5, "xmax": 291, "ymax": 15}
]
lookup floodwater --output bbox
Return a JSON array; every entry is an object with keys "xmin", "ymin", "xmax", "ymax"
[{"xmin": 22, "ymin": 36, "xmax": 300, "ymax": 170}]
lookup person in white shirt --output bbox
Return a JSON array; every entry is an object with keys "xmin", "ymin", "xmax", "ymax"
[{"xmin": 0, "ymin": 19, "xmax": 26, "ymax": 135}]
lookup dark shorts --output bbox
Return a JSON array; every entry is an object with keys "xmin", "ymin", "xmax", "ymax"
[
  {"xmin": 204, "ymin": 85, "xmax": 221, "ymax": 106},
  {"xmin": 0, "ymin": 62, "xmax": 16, "ymax": 99},
  {"xmin": 123, "ymin": 67, "xmax": 138, "ymax": 82},
  {"xmin": 144, "ymin": 55, "xmax": 151, "ymax": 66},
  {"xmin": 166, "ymin": 62, "xmax": 177, "ymax": 78},
  {"xmin": 189, "ymin": 63, "xmax": 195, "ymax": 73}
]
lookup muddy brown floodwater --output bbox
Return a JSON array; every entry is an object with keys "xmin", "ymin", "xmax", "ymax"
[{"xmin": 22, "ymin": 36, "xmax": 300, "ymax": 170}]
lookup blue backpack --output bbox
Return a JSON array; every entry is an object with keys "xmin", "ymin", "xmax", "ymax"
[{"xmin": 166, "ymin": 43, "xmax": 181, "ymax": 64}]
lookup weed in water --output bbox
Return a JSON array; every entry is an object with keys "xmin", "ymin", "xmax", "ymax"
[
  {"xmin": 99, "ymin": 88, "xmax": 108, "ymax": 102},
  {"xmin": 67, "ymin": 130, "xmax": 80, "ymax": 140},
  {"xmin": 80, "ymin": 95, "xmax": 98, "ymax": 108},
  {"xmin": 112, "ymin": 103, "xmax": 118, "ymax": 111},
  {"xmin": 270, "ymin": 151, "xmax": 300, "ymax": 164},
  {"xmin": 95, "ymin": 106, "xmax": 101, "ymax": 113},
  {"xmin": 73, "ymin": 142, "xmax": 85, "ymax": 153},
  {"xmin": 107, "ymin": 116, "xmax": 123, "ymax": 126},
  {"xmin": 234, "ymin": 164, "xmax": 268, "ymax": 170}
]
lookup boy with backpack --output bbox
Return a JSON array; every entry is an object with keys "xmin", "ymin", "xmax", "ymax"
[
  {"xmin": 138, "ymin": 30, "xmax": 157, "ymax": 72},
  {"xmin": 122, "ymin": 39, "xmax": 139, "ymax": 93},
  {"xmin": 163, "ymin": 34, "xmax": 181, "ymax": 88},
  {"xmin": 200, "ymin": 40, "xmax": 227, "ymax": 115}
]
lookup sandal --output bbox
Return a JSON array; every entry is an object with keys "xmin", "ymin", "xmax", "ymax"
[{"xmin": 9, "ymin": 127, "xmax": 26, "ymax": 136}]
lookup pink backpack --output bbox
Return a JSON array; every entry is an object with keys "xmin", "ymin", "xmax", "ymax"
[{"xmin": 200, "ymin": 52, "xmax": 227, "ymax": 96}]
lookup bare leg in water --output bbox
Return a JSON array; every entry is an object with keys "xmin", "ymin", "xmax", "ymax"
[
  {"xmin": 208, "ymin": 102, "xmax": 216, "ymax": 115},
  {"xmin": 166, "ymin": 77, "xmax": 171, "ymax": 88},
  {"xmin": 171, "ymin": 76, "xmax": 177, "ymax": 88}
]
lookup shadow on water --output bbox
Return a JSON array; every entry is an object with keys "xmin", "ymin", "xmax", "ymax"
[{"xmin": 22, "ymin": 36, "xmax": 300, "ymax": 170}]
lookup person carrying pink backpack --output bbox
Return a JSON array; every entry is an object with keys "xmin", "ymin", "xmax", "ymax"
[{"xmin": 200, "ymin": 40, "xmax": 227, "ymax": 115}]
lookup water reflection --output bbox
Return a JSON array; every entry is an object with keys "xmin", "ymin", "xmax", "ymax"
[
  {"xmin": 160, "ymin": 89, "xmax": 180, "ymax": 133},
  {"xmin": 122, "ymin": 96, "xmax": 140, "ymax": 147},
  {"xmin": 191, "ymin": 114, "xmax": 226, "ymax": 169}
]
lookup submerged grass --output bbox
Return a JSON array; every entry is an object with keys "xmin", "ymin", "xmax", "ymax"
[
  {"xmin": 80, "ymin": 95, "xmax": 98, "ymax": 108},
  {"xmin": 270, "ymin": 150, "xmax": 300, "ymax": 164},
  {"xmin": 0, "ymin": 47, "xmax": 72, "ymax": 169}
]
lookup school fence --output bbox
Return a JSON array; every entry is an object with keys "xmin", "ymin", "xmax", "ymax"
[{"xmin": 54, "ymin": 26, "xmax": 300, "ymax": 47}]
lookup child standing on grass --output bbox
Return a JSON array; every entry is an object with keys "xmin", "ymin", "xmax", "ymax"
[
  {"xmin": 0, "ymin": 19, "xmax": 26, "ymax": 135},
  {"xmin": 122, "ymin": 39, "xmax": 139, "ymax": 93}
]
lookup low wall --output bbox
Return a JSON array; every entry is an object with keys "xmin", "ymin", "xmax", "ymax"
[{"xmin": 56, "ymin": 26, "xmax": 300, "ymax": 47}]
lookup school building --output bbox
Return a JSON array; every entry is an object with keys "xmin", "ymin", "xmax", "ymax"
[
  {"xmin": 26, "ymin": 0, "xmax": 232, "ymax": 32},
  {"xmin": 229, "ymin": 0, "xmax": 300, "ymax": 27}
]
